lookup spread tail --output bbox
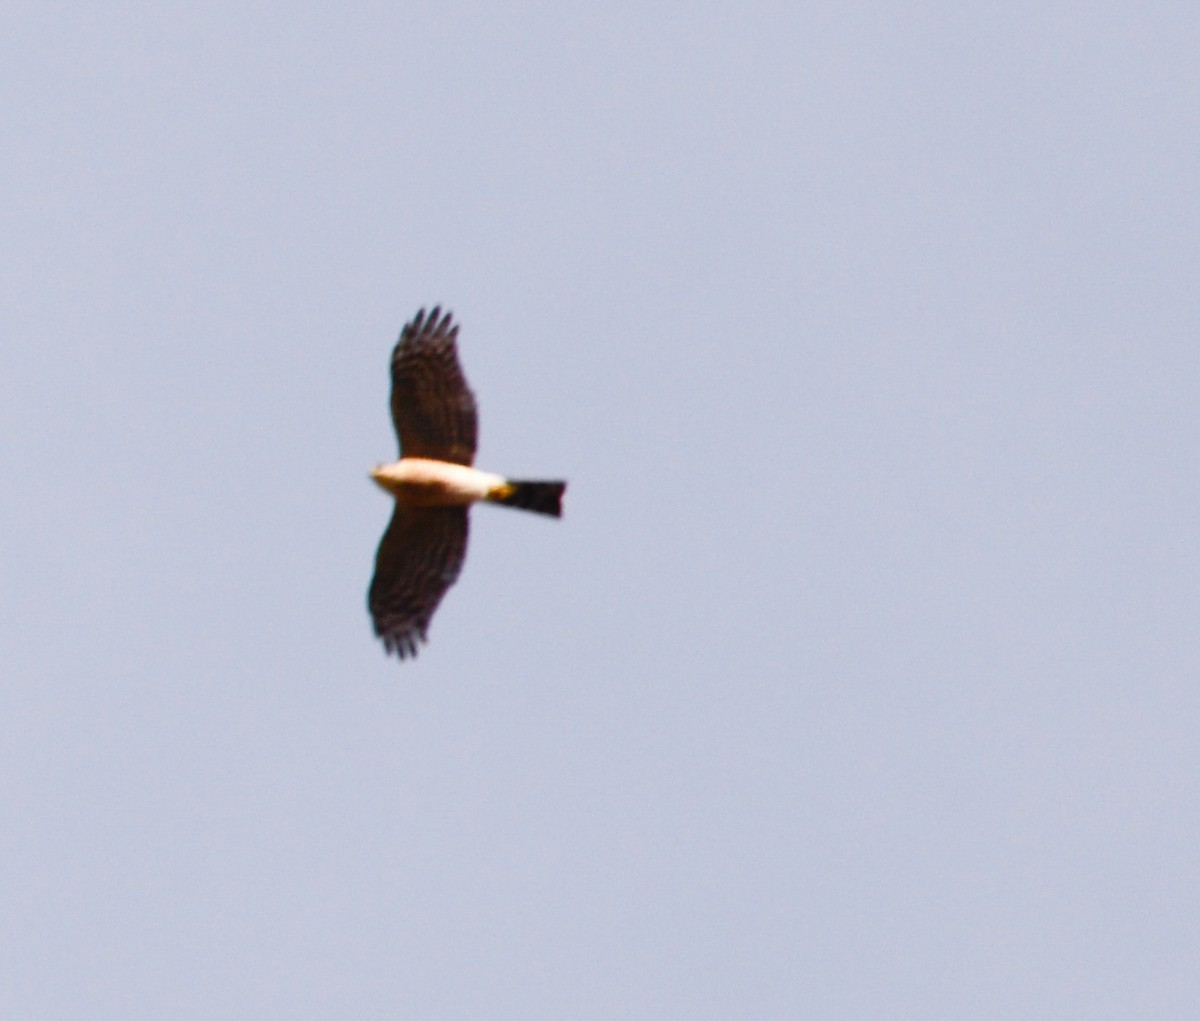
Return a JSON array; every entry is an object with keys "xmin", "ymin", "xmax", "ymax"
[{"xmin": 488, "ymin": 479, "xmax": 566, "ymax": 517}]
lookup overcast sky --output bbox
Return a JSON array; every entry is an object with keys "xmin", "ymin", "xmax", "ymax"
[{"xmin": 3, "ymin": 4, "xmax": 1199, "ymax": 1017}]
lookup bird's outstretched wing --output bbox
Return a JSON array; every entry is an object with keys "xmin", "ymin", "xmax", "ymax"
[
  {"xmin": 389, "ymin": 307, "xmax": 478, "ymax": 466},
  {"xmin": 368, "ymin": 505, "xmax": 470, "ymax": 659}
]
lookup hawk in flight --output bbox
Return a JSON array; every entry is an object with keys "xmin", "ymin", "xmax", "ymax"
[{"xmin": 368, "ymin": 307, "xmax": 565, "ymax": 659}]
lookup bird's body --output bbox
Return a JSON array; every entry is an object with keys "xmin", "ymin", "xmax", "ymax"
[
  {"xmin": 371, "ymin": 458, "xmax": 508, "ymax": 508},
  {"xmin": 367, "ymin": 307, "xmax": 565, "ymax": 659}
]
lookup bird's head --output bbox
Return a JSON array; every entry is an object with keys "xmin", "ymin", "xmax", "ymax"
[{"xmin": 369, "ymin": 464, "xmax": 391, "ymax": 492}]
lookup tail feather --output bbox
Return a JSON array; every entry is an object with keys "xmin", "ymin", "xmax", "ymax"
[{"xmin": 489, "ymin": 480, "xmax": 565, "ymax": 517}]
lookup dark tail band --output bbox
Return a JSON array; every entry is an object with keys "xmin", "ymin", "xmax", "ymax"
[{"xmin": 490, "ymin": 480, "xmax": 566, "ymax": 517}]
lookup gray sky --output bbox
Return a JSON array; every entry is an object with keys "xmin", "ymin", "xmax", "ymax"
[{"xmin": 3, "ymin": 3, "xmax": 1199, "ymax": 1017}]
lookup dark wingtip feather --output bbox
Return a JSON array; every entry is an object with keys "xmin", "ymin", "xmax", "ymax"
[{"xmin": 402, "ymin": 306, "xmax": 457, "ymax": 344}]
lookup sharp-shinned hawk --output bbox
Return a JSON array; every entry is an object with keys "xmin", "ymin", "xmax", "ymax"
[{"xmin": 368, "ymin": 307, "xmax": 566, "ymax": 659}]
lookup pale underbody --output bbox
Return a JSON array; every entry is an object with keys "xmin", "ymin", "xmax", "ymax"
[{"xmin": 370, "ymin": 457, "xmax": 511, "ymax": 508}]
